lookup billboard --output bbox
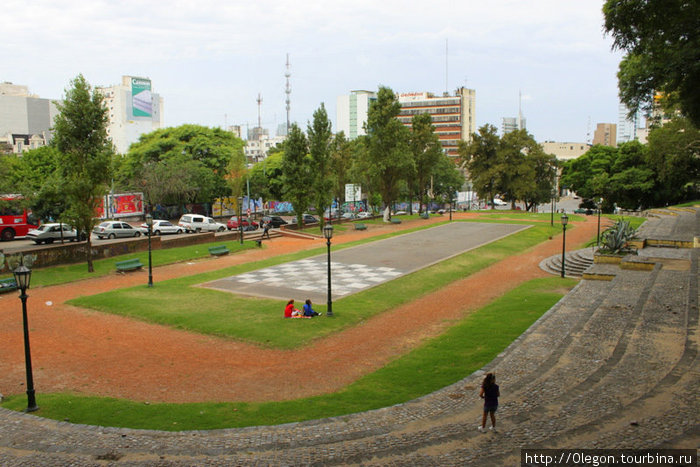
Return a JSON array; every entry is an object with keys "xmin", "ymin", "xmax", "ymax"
[
  {"xmin": 107, "ymin": 193, "xmax": 144, "ymax": 218},
  {"xmin": 345, "ymin": 184, "xmax": 361, "ymax": 203},
  {"xmin": 131, "ymin": 77, "xmax": 152, "ymax": 118}
]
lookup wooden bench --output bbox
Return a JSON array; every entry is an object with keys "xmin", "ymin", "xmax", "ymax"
[
  {"xmin": 115, "ymin": 258, "xmax": 144, "ymax": 272},
  {"xmin": 0, "ymin": 277, "xmax": 18, "ymax": 294},
  {"xmin": 208, "ymin": 245, "xmax": 230, "ymax": 256},
  {"xmin": 353, "ymin": 223, "xmax": 367, "ymax": 231},
  {"xmin": 391, "ymin": 219, "xmax": 402, "ymax": 224}
]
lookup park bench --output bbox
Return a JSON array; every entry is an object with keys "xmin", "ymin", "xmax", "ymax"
[
  {"xmin": 0, "ymin": 277, "xmax": 18, "ymax": 294},
  {"xmin": 208, "ymin": 245, "xmax": 230, "ymax": 256},
  {"xmin": 115, "ymin": 258, "xmax": 143, "ymax": 272},
  {"xmin": 391, "ymin": 219, "xmax": 402, "ymax": 224},
  {"xmin": 353, "ymin": 223, "xmax": 367, "ymax": 231}
]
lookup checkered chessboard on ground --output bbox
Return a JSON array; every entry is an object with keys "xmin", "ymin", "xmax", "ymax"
[{"xmin": 233, "ymin": 259, "xmax": 404, "ymax": 297}]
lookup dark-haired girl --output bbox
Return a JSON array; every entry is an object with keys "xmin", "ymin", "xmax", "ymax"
[{"xmin": 478, "ymin": 373, "xmax": 499, "ymax": 432}]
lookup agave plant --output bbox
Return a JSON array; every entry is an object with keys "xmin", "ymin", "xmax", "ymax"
[{"xmin": 600, "ymin": 218, "xmax": 637, "ymax": 255}]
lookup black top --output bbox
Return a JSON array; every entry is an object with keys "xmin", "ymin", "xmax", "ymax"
[{"xmin": 483, "ymin": 384, "xmax": 500, "ymax": 406}]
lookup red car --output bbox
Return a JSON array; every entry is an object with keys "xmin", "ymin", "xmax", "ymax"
[{"xmin": 227, "ymin": 216, "xmax": 259, "ymax": 231}]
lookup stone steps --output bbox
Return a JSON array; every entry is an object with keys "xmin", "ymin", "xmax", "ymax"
[{"xmin": 539, "ymin": 248, "xmax": 596, "ymax": 277}]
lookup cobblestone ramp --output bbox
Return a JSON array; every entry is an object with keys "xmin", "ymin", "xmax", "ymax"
[{"xmin": 0, "ymin": 240, "xmax": 698, "ymax": 465}]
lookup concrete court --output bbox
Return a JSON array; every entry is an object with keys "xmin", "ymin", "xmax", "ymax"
[{"xmin": 203, "ymin": 221, "xmax": 530, "ymax": 303}]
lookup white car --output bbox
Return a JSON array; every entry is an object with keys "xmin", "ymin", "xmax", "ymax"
[
  {"xmin": 140, "ymin": 220, "xmax": 183, "ymax": 235},
  {"xmin": 178, "ymin": 214, "xmax": 226, "ymax": 233},
  {"xmin": 93, "ymin": 221, "xmax": 143, "ymax": 239},
  {"xmin": 357, "ymin": 211, "xmax": 373, "ymax": 219},
  {"xmin": 26, "ymin": 223, "xmax": 80, "ymax": 244}
]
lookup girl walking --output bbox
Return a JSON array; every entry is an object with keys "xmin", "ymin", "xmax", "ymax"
[{"xmin": 478, "ymin": 373, "xmax": 499, "ymax": 432}]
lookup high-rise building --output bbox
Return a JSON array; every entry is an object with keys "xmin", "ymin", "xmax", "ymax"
[
  {"xmin": 336, "ymin": 90, "xmax": 376, "ymax": 139},
  {"xmin": 98, "ymin": 76, "xmax": 164, "ymax": 154},
  {"xmin": 0, "ymin": 82, "xmax": 58, "ymax": 153},
  {"xmin": 592, "ymin": 123, "xmax": 617, "ymax": 147},
  {"xmin": 502, "ymin": 116, "xmax": 526, "ymax": 135},
  {"xmin": 396, "ymin": 87, "xmax": 476, "ymax": 157},
  {"xmin": 617, "ymin": 103, "xmax": 640, "ymax": 144}
]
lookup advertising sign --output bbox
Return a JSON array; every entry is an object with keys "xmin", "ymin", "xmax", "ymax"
[
  {"xmin": 107, "ymin": 193, "xmax": 144, "ymax": 218},
  {"xmin": 131, "ymin": 77, "xmax": 152, "ymax": 118},
  {"xmin": 345, "ymin": 184, "xmax": 361, "ymax": 203}
]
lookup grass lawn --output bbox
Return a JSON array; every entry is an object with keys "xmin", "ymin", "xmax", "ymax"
[
  {"xmin": 1, "ymin": 277, "xmax": 577, "ymax": 430},
  {"xmin": 69, "ymin": 220, "xmax": 563, "ymax": 348}
]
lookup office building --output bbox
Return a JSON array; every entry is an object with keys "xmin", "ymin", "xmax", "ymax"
[
  {"xmin": 98, "ymin": 76, "xmax": 164, "ymax": 154},
  {"xmin": 592, "ymin": 123, "xmax": 617, "ymax": 147},
  {"xmin": 502, "ymin": 116, "xmax": 526, "ymax": 135},
  {"xmin": 396, "ymin": 87, "xmax": 476, "ymax": 157},
  {"xmin": 0, "ymin": 82, "xmax": 58, "ymax": 154},
  {"xmin": 336, "ymin": 90, "xmax": 376, "ymax": 139},
  {"xmin": 541, "ymin": 141, "xmax": 591, "ymax": 161}
]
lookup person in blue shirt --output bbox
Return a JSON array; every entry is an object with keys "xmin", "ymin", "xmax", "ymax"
[{"xmin": 303, "ymin": 299, "xmax": 319, "ymax": 317}]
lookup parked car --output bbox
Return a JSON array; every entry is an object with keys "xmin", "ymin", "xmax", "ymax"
[
  {"xmin": 392, "ymin": 210, "xmax": 407, "ymax": 216},
  {"xmin": 26, "ymin": 223, "xmax": 79, "ymax": 244},
  {"xmin": 574, "ymin": 208, "xmax": 593, "ymax": 215},
  {"xmin": 227, "ymin": 216, "xmax": 259, "ymax": 231},
  {"xmin": 323, "ymin": 209, "xmax": 340, "ymax": 221},
  {"xmin": 288, "ymin": 214, "xmax": 319, "ymax": 225},
  {"xmin": 93, "ymin": 221, "xmax": 143, "ymax": 239},
  {"xmin": 341, "ymin": 212, "xmax": 358, "ymax": 220},
  {"xmin": 140, "ymin": 220, "xmax": 183, "ymax": 235},
  {"xmin": 178, "ymin": 215, "xmax": 226, "ymax": 233},
  {"xmin": 261, "ymin": 215, "xmax": 288, "ymax": 228},
  {"xmin": 357, "ymin": 211, "xmax": 373, "ymax": 219}
]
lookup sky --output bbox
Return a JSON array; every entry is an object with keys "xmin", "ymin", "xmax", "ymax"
[{"xmin": 5, "ymin": 0, "xmax": 625, "ymax": 143}]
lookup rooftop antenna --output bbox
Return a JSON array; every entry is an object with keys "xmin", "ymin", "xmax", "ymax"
[
  {"xmin": 257, "ymin": 93, "xmax": 263, "ymax": 135},
  {"xmin": 518, "ymin": 90, "xmax": 522, "ymax": 130},
  {"xmin": 586, "ymin": 116, "xmax": 591, "ymax": 144},
  {"xmin": 445, "ymin": 39, "xmax": 449, "ymax": 95},
  {"xmin": 285, "ymin": 53, "xmax": 291, "ymax": 134}
]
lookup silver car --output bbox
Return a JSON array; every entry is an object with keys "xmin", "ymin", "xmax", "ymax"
[
  {"xmin": 93, "ymin": 221, "xmax": 143, "ymax": 239},
  {"xmin": 27, "ymin": 223, "xmax": 79, "ymax": 244},
  {"xmin": 139, "ymin": 220, "xmax": 183, "ymax": 235}
]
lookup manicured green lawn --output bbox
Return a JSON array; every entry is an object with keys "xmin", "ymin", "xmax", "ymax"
[
  {"xmin": 70, "ymin": 221, "xmax": 562, "ymax": 348},
  {"xmin": 1, "ymin": 277, "xmax": 576, "ymax": 430}
]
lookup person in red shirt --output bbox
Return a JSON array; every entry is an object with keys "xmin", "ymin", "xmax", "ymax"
[{"xmin": 284, "ymin": 299, "xmax": 300, "ymax": 318}]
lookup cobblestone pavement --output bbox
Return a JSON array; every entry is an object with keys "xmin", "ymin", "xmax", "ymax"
[{"xmin": 0, "ymin": 210, "xmax": 698, "ymax": 466}]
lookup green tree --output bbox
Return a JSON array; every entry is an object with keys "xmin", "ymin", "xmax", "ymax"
[
  {"xmin": 409, "ymin": 113, "xmax": 443, "ymax": 213},
  {"xmin": 329, "ymin": 131, "xmax": 353, "ymax": 203},
  {"xmin": 248, "ymin": 151, "xmax": 284, "ymax": 204},
  {"xmin": 52, "ymin": 74, "xmax": 113, "ymax": 272},
  {"xmin": 646, "ymin": 116, "xmax": 700, "ymax": 203},
  {"xmin": 430, "ymin": 153, "xmax": 464, "ymax": 204},
  {"xmin": 458, "ymin": 124, "xmax": 501, "ymax": 208},
  {"xmin": 364, "ymin": 86, "xmax": 412, "ymax": 221},
  {"xmin": 281, "ymin": 124, "xmax": 312, "ymax": 227},
  {"xmin": 307, "ymin": 103, "xmax": 334, "ymax": 226},
  {"xmin": 603, "ymin": 0, "xmax": 700, "ymax": 125}
]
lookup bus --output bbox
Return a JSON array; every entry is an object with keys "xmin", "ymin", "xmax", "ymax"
[{"xmin": 0, "ymin": 194, "xmax": 39, "ymax": 241}]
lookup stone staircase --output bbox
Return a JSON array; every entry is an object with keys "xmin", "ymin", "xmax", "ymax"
[{"xmin": 539, "ymin": 247, "xmax": 596, "ymax": 278}]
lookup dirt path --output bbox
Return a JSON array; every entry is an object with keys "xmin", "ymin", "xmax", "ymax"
[{"xmin": 0, "ymin": 214, "xmax": 602, "ymax": 403}]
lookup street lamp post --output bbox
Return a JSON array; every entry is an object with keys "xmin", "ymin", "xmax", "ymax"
[
  {"xmin": 146, "ymin": 213, "xmax": 153, "ymax": 287},
  {"xmin": 238, "ymin": 197, "xmax": 244, "ymax": 245},
  {"xmin": 596, "ymin": 198, "xmax": 602, "ymax": 247},
  {"xmin": 560, "ymin": 214, "xmax": 568, "ymax": 278},
  {"xmin": 550, "ymin": 189, "xmax": 556, "ymax": 226},
  {"xmin": 323, "ymin": 224, "xmax": 334, "ymax": 317},
  {"xmin": 13, "ymin": 264, "xmax": 38, "ymax": 412}
]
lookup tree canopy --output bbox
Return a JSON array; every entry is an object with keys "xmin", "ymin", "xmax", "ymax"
[
  {"xmin": 603, "ymin": 0, "xmax": 700, "ymax": 125},
  {"xmin": 281, "ymin": 123, "xmax": 312, "ymax": 227}
]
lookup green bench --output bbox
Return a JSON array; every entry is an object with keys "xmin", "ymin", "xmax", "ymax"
[
  {"xmin": 353, "ymin": 223, "xmax": 367, "ymax": 231},
  {"xmin": 391, "ymin": 218, "xmax": 402, "ymax": 224},
  {"xmin": 115, "ymin": 258, "xmax": 143, "ymax": 272},
  {"xmin": 208, "ymin": 245, "xmax": 230, "ymax": 256},
  {"xmin": 0, "ymin": 277, "xmax": 18, "ymax": 294}
]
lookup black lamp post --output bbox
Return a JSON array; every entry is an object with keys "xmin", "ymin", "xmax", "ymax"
[
  {"xmin": 238, "ymin": 197, "xmax": 244, "ymax": 245},
  {"xmin": 560, "ymin": 214, "xmax": 568, "ymax": 278},
  {"xmin": 146, "ymin": 213, "xmax": 153, "ymax": 287},
  {"xmin": 596, "ymin": 198, "xmax": 602, "ymax": 247},
  {"xmin": 323, "ymin": 224, "xmax": 334, "ymax": 317},
  {"xmin": 13, "ymin": 263, "xmax": 38, "ymax": 412}
]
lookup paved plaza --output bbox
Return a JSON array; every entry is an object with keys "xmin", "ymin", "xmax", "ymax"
[{"xmin": 204, "ymin": 221, "xmax": 528, "ymax": 302}]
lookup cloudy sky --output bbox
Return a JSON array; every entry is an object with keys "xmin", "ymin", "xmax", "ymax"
[{"xmin": 6, "ymin": 0, "xmax": 624, "ymax": 142}]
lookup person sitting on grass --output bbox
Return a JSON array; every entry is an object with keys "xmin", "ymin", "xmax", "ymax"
[
  {"xmin": 284, "ymin": 299, "xmax": 300, "ymax": 318},
  {"xmin": 303, "ymin": 299, "xmax": 320, "ymax": 317}
]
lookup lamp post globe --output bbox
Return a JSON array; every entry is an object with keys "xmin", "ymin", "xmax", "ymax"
[
  {"xmin": 323, "ymin": 224, "xmax": 334, "ymax": 317},
  {"xmin": 13, "ymin": 264, "xmax": 38, "ymax": 412}
]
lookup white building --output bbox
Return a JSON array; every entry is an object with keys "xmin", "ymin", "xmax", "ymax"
[
  {"xmin": 541, "ymin": 141, "xmax": 591, "ymax": 161},
  {"xmin": 336, "ymin": 90, "xmax": 376, "ymax": 139},
  {"xmin": 98, "ymin": 76, "xmax": 164, "ymax": 154},
  {"xmin": 244, "ymin": 131, "xmax": 286, "ymax": 164},
  {"xmin": 0, "ymin": 82, "xmax": 58, "ymax": 153}
]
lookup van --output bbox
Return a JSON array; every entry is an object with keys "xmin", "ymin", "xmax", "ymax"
[{"xmin": 178, "ymin": 215, "xmax": 226, "ymax": 233}]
